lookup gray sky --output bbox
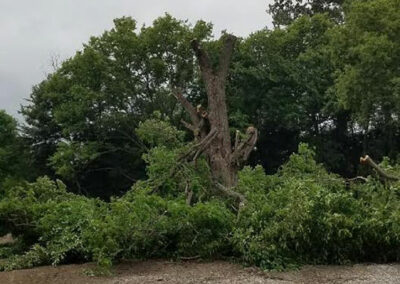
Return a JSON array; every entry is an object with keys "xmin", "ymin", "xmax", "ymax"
[{"xmin": 0, "ymin": 0, "xmax": 273, "ymax": 120}]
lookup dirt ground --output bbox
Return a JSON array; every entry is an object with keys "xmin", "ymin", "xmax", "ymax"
[{"xmin": 0, "ymin": 260, "xmax": 399, "ymax": 284}]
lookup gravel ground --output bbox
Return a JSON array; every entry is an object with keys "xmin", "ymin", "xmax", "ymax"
[{"xmin": 0, "ymin": 260, "xmax": 400, "ymax": 284}]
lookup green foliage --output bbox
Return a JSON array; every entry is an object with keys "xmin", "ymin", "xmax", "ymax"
[
  {"xmin": 0, "ymin": 110, "xmax": 33, "ymax": 186},
  {"xmin": 1, "ymin": 245, "xmax": 49, "ymax": 271},
  {"xmin": 268, "ymin": 0, "xmax": 344, "ymax": 26},
  {"xmin": 136, "ymin": 117, "xmax": 212, "ymax": 200},
  {"xmin": 233, "ymin": 144, "xmax": 400, "ymax": 269},
  {"xmin": 2, "ymin": 143, "xmax": 400, "ymax": 271},
  {"xmin": 136, "ymin": 113, "xmax": 185, "ymax": 149},
  {"xmin": 0, "ymin": 176, "xmax": 233, "ymax": 271},
  {"xmin": 330, "ymin": 0, "xmax": 400, "ymax": 130},
  {"xmin": 22, "ymin": 14, "xmax": 213, "ymax": 197},
  {"xmin": 48, "ymin": 142, "xmax": 101, "ymax": 182}
]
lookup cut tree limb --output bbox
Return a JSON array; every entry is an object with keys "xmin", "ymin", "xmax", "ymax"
[{"xmin": 360, "ymin": 155, "xmax": 399, "ymax": 181}]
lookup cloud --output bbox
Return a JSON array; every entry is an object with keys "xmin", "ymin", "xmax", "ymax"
[{"xmin": 0, "ymin": 0, "xmax": 273, "ymax": 120}]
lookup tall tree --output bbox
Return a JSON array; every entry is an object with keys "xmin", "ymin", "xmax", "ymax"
[
  {"xmin": 0, "ymin": 110, "xmax": 32, "ymax": 186},
  {"xmin": 174, "ymin": 34, "xmax": 258, "ymax": 192},
  {"xmin": 22, "ymin": 15, "xmax": 212, "ymax": 197},
  {"xmin": 330, "ymin": 0, "xmax": 400, "ymax": 158},
  {"xmin": 268, "ymin": 0, "xmax": 345, "ymax": 26},
  {"xmin": 229, "ymin": 14, "xmax": 353, "ymax": 173}
]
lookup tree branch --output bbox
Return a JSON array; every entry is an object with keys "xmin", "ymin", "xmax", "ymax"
[
  {"xmin": 346, "ymin": 176, "xmax": 368, "ymax": 183},
  {"xmin": 231, "ymin": 126, "xmax": 258, "ymax": 166},
  {"xmin": 181, "ymin": 119, "xmax": 196, "ymax": 132},
  {"xmin": 192, "ymin": 129, "xmax": 218, "ymax": 161},
  {"xmin": 179, "ymin": 128, "xmax": 218, "ymax": 162},
  {"xmin": 360, "ymin": 155, "xmax": 399, "ymax": 181},
  {"xmin": 172, "ymin": 88, "xmax": 200, "ymax": 125}
]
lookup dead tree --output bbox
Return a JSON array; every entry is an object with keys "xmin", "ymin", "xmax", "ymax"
[{"xmin": 173, "ymin": 34, "xmax": 257, "ymax": 201}]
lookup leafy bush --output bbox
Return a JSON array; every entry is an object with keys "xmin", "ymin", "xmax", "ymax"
[
  {"xmin": 0, "ymin": 177, "xmax": 233, "ymax": 271},
  {"xmin": 233, "ymin": 143, "xmax": 400, "ymax": 269},
  {"xmin": 137, "ymin": 116, "xmax": 212, "ymax": 200},
  {"xmin": 2, "ymin": 143, "xmax": 400, "ymax": 272}
]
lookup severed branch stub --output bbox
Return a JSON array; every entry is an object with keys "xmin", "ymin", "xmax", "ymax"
[{"xmin": 360, "ymin": 155, "xmax": 400, "ymax": 181}]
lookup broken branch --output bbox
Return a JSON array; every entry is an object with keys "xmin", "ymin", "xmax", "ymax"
[
  {"xmin": 360, "ymin": 155, "xmax": 399, "ymax": 181},
  {"xmin": 192, "ymin": 129, "xmax": 218, "ymax": 161}
]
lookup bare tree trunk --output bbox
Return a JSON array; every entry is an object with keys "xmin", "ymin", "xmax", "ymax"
[{"xmin": 173, "ymin": 34, "xmax": 258, "ymax": 193}]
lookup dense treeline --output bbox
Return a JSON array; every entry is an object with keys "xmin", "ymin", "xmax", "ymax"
[
  {"xmin": 1, "ymin": 0, "xmax": 400, "ymax": 273},
  {"xmin": 7, "ymin": 0, "xmax": 398, "ymax": 197}
]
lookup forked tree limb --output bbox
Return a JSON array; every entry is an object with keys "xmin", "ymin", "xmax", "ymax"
[
  {"xmin": 231, "ymin": 126, "xmax": 258, "ymax": 166},
  {"xmin": 360, "ymin": 155, "xmax": 400, "ymax": 181}
]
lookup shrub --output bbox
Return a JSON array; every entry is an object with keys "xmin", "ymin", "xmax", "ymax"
[
  {"xmin": 0, "ymin": 177, "xmax": 234, "ymax": 271},
  {"xmin": 2, "ymin": 143, "xmax": 400, "ymax": 272},
  {"xmin": 233, "ymin": 144, "xmax": 400, "ymax": 269}
]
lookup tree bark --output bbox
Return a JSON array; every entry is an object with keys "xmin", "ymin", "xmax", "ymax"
[{"xmin": 174, "ymin": 34, "xmax": 258, "ymax": 190}]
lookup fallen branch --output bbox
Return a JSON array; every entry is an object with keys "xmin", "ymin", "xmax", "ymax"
[
  {"xmin": 179, "ymin": 128, "xmax": 218, "ymax": 162},
  {"xmin": 360, "ymin": 155, "xmax": 400, "ymax": 181},
  {"xmin": 179, "ymin": 255, "xmax": 201, "ymax": 261},
  {"xmin": 192, "ymin": 130, "xmax": 217, "ymax": 161},
  {"xmin": 215, "ymin": 182, "xmax": 246, "ymax": 207},
  {"xmin": 346, "ymin": 176, "xmax": 368, "ymax": 183}
]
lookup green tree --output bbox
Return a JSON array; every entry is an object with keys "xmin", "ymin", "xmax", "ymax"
[
  {"xmin": 22, "ymin": 15, "xmax": 212, "ymax": 197},
  {"xmin": 0, "ymin": 110, "xmax": 32, "ymax": 186},
  {"xmin": 229, "ymin": 14, "xmax": 350, "ymax": 172},
  {"xmin": 268, "ymin": 0, "xmax": 345, "ymax": 27},
  {"xmin": 330, "ymin": 0, "xmax": 400, "ymax": 157}
]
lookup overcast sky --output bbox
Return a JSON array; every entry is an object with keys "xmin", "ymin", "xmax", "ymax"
[{"xmin": 0, "ymin": 0, "xmax": 273, "ymax": 120}]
